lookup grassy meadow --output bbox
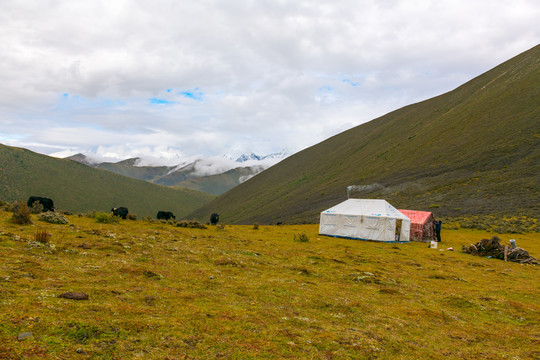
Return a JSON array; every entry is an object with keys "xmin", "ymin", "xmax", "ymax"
[{"xmin": 0, "ymin": 210, "xmax": 538, "ymax": 359}]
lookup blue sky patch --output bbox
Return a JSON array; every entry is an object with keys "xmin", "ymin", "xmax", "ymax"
[
  {"xmin": 150, "ymin": 98, "xmax": 176, "ymax": 105},
  {"xmin": 179, "ymin": 87, "xmax": 203, "ymax": 101},
  {"xmin": 318, "ymin": 85, "xmax": 333, "ymax": 92},
  {"xmin": 343, "ymin": 79, "xmax": 361, "ymax": 87}
]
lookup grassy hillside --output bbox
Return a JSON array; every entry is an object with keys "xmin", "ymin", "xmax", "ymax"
[
  {"xmin": 0, "ymin": 210, "xmax": 538, "ymax": 359},
  {"xmin": 0, "ymin": 144, "xmax": 215, "ymax": 218},
  {"xmin": 65, "ymin": 155, "xmax": 175, "ymax": 183},
  {"xmin": 95, "ymin": 160, "xmax": 172, "ymax": 183},
  {"xmin": 190, "ymin": 44, "xmax": 540, "ymax": 224}
]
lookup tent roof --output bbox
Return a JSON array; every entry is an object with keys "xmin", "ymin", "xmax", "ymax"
[
  {"xmin": 321, "ymin": 199, "xmax": 409, "ymax": 219},
  {"xmin": 398, "ymin": 209, "xmax": 433, "ymax": 224}
]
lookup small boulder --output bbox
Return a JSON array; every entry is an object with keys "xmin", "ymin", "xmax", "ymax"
[
  {"xmin": 58, "ymin": 292, "xmax": 89, "ymax": 300},
  {"xmin": 17, "ymin": 332, "xmax": 33, "ymax": 341},
  {"xmin": 143, "ymin": 270, "xmax": 163, "ymax": 279}
]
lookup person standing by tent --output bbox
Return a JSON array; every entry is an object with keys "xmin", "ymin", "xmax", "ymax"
[{"xmin": 434, "ymin": 220, "xmax": 442, "ymax": 242}]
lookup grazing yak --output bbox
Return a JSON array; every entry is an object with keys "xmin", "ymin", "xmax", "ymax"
[
  {"xmin": 27, "ymin": 196, "xmax": 54, "ymax": 212},
  {"xmin": 210, "ymin": 213, "xmax": 220, "ymax": 225},
  {"xmin": 111, "ymin": 207, "xmax": 129, "ymax": 219},
  {"xmin": 157, "ymin": 211, "xmax": 175, "ymax": 220}
]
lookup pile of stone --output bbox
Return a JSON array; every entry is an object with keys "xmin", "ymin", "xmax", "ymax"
[{"xmin": 463, "ymin": 236, "xmax": 538, "ymax": 265}]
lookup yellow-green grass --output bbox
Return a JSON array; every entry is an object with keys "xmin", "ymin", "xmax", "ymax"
[{"xmin": 0, "ymin": 210, "xmax": 538, "ymax": 359}]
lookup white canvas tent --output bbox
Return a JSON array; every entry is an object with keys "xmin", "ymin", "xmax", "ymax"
[{"xmin": 319, "ymin": 199, "xmax": 411, "ymax": 242}]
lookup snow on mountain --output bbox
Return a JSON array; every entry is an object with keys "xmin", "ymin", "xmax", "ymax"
[
  {"xmin": 235, "ymin": 153, "xmax": 262, "ymax": 162},
  {"xmin": 66, "ymin": 150, "xmax": 290, "ymax": 180},
  {"xmin": 224, "ymin": 149, "xmax": 289, "ymax": 163},
  {"xmin": 182, "ymin": 157, "xmax": 240, "ymax": 177},
  {"xmin": 260, "ymin": 151, "xmax": 290, "ymax": 161}
]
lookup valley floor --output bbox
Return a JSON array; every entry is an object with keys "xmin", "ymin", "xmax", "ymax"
[{"xmin": 0, "ymin": 211, "xmax": 538, "ymax": 359}]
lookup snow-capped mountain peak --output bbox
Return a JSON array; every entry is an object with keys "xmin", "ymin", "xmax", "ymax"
[
  {"xmin": 223, "ymin": 150, "xmax": 289, "ymax": 163},
  {"xmin": 260, "ymin": 151, "xmax": 289, "ymax": 161},
  {"xmin": 235, "ymin": 153, "xmax": 261, "ymax": 162}
]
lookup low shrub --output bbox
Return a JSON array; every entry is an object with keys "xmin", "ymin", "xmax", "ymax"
[
  {"xmin": 35, "ymin": 230, "xmax": 51, "ymax": 244},
  {"xmin": 127, "ymin": 213, "xmax": 137, "ymax": 221},
  {"xmin": 29, "ymin": 201, "xmax": 44, "ymax": 214},
  {"xmin": 176, "ymin": 220, "xmax": 207, "ymax": 229},
  {"xmin": 0, "ymin": 201, "xmax": 9, "ymax": 211},
  {"xmin": 94, "ymin": 212, "xmax": 120, "ymax": 224},
  {"xmin": 11, "ymin": 201, "xmax": 32, "ymax": 225},
  {"xmin": 83, "ymin": 210, "xmax": 97, "ymax": 218},
  {"xmin": 6, "ymin": 202, "xmax": 18, "ymax": 212},
  {"xmin": 40, "ymin": 211, "xmax": 69, "ymax": 224},
  {"xmin": 65, "ymin": 322, "xmax": 102, "ymax": 343},
  {"xmin": 160, "ymin": 219, "xmax": 177, "ymax": 225},
  {"xmin": 293, "ymin": 233, "xmax": 309, "ymax": 242},
  {"xmin": 253, "ymin": 223, "xmax": 259, "ymax": 230}
]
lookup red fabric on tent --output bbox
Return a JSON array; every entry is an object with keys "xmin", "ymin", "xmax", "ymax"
[{"xmin": 398, "ymin": 209, "xmax": 435, "ymax": 242}]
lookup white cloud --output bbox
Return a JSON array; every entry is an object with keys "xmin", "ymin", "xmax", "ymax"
[{"xmin": 0, "ymin": 0, "xmax": 539, "ymax": 165}]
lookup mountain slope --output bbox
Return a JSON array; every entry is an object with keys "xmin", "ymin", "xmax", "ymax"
[
  {"xmin": 95, "ymin": 160, "xmax": 172, "ymax": 182},
  {"xmin": 0, "ymin": 144, "xmax": 215, "ymax": 218},
  {"xmin": 172, "ymin": 166, "xmax": 265, "ymax": 195},
  {"xmin": 65, "ymin": 153, "xmax": 96, "ymax": 166},
  {"xmin": 189, "ymin": 44, "xmax": 540, "ymax": 224},
  {"xmin": 66, "ymin": 154, "xmax": 176, "ymax": 182}
]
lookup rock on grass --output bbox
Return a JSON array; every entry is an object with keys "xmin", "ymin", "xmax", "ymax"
[
  {"xmin": 17, "ymin": 332, "xmax": 33, "ymax": 341},
  {"xmin": 58, "ymin": 292, "xmax": 89, "ymax": 300}
]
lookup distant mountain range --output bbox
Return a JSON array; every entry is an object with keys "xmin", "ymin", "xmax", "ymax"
[
  {"xmin": 188, "ymin": 44, "xmax": 540, "ymax": 224},
  {"xmin": 65, "ymin": 152, "xmax": 288, "ymax": 195}
]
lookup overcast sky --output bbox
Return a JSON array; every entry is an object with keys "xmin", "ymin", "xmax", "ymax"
[{"xmin": 1, "ymin": 0, "xmax": 538, "ymax": 165}]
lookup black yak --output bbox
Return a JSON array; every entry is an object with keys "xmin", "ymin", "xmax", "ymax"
[
  {"xmin": 111, "ymin": 207, "xmax": 129, "ymax": 219},
  {"xmin": 157, "ymin": 211, "xmax": 175, "ymax": 220},
  {"xmin": 210, "ymin": 213, "xmax": 219, "ymax": 225}
]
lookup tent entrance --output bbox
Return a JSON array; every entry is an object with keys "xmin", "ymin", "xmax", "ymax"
[{"xmin": 395, "ymin": 219, "xmax": 402, "ymax": 241}]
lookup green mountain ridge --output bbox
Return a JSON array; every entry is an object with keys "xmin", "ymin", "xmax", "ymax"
[
  {"xmin": 95, "ymin": 160, "xmax": 172, "ymax": 183},
  {"xmin": 188, "ymin": 44, "xmax": 540, "ymax": 224},
  {"xmin": 173, "ymin": 166, "xmax": 264, "ymax": 195},
  {"xmin": 0, "ymin": 145, "xmax": 215, "ymax": 218}
]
